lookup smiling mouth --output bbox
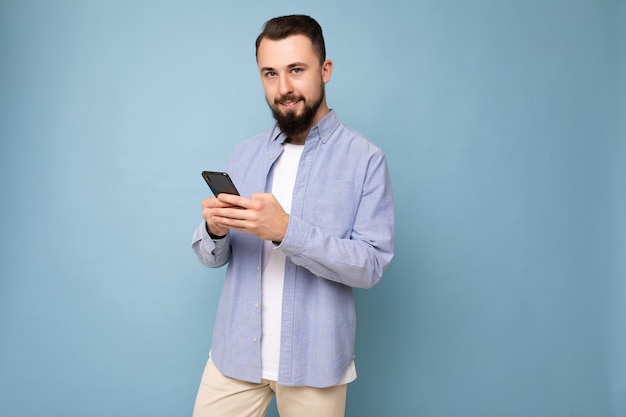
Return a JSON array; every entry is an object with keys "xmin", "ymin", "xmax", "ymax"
[{"xmin": 277, "ymin": 96, "xmax": 302, "ymax": 109}]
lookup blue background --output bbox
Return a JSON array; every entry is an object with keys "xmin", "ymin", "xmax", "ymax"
[{"xmin": 1, "ymin": 1, "xmax": 624, "ymax": 416}]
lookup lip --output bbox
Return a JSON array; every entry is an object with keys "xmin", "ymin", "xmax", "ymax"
[{"xmin": 279, "ymin": 98, "xmax": 302, "ymax": 110}]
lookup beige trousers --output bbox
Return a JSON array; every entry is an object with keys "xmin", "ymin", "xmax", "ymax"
[{"xmin": 192, "ymin": 358, "xmax": 347, "ymax": 417}]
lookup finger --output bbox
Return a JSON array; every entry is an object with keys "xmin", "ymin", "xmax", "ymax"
[
  {"xmin": 202, "ymin": 197, "xmax": 223, "ymax": 209},
  {"xmin": 203, "ymin": 197, "xmax": 233, "ymax": 209},
  {"xmin": 217, "ymin": 193, "xmax": 254, "ymax": 209},
  {"xmin": 215, "ymin": 206, "xmax": 251, "ymax": 221}
]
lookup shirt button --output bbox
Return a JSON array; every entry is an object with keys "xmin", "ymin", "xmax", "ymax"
[
  {"xmin": 253, "ymin": 337, "xmax": 258, "ymax": 343},
  {"xmin": 255, "ymin": 303, "xmax": 259, "ymax": 308}
]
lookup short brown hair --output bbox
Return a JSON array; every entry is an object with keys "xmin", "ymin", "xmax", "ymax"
[{"xmin": 255, "ymin": 15, "xmax": 326, "ymax": 64}]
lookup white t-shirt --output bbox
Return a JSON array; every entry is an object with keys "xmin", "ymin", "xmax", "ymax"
[{"xmin": 261, "ymin": 143, "xmax": 356, "ymax": 384}]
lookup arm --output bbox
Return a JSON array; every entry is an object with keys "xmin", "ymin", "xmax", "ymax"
[
  {"xmin": 191, "ymin": 194, "xmax": 241, "ymax": 268},
  {"xmin": 203, "ymin": 150, "xmax": 394, "ymax": 287},
  {"xmin": 191, "ymin": 221, "xmax": 231, "ymax": 268},
  {"xmin": 279, "ymin": 151, "xmax": 395, "ymax": 289},
  {"xmin": 191, "ymin": 216, "xmax": 232, "ymax": 268}
]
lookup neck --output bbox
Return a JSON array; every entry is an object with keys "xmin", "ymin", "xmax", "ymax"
[{"xmin": 285, "ymin": 133, "xmax": 308, "ymax": 145}]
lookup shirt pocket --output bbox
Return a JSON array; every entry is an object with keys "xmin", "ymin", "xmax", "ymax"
[{"xmin": 302, "ymin": 179, "xmax": 360, "ymax": 238}]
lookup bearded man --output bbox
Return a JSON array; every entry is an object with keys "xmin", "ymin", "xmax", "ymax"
[{"xmin": 191, "ymin": 14, "xmax": 395, "ymax": 417}]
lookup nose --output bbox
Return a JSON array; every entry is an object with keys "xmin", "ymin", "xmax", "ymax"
[{"xmin": 278, "ymin": 75, "xmax": 293, "ymax": 96}]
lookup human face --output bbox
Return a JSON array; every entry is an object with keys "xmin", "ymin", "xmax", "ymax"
[{"xmin": 257, "ymin": 34, "xmax": 332, "ymax": 143}]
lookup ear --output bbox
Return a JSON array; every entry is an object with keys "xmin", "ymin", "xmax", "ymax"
[{"xmin": 321, "ymin": 59, "xmax": 333, "ymax": 83}]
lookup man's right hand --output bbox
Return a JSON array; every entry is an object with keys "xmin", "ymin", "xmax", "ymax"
[{"xmin": 202, "ymin": 196, "xmax": 234, "ymax": 238}]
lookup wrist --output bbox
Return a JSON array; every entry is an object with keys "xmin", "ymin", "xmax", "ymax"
[{"xmin": 206, "ymin": 223, "xmax": 226, "ymax": 239}]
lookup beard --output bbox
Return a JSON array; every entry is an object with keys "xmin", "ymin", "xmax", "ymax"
[{"xmin": 268, "ymin": 86, "xmax": 325, "ymax": 138}]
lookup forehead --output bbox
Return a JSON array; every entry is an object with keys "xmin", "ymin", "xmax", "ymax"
[{"xmin": 257, "ymin": 34, "xmax": 317, "ymax": 68}]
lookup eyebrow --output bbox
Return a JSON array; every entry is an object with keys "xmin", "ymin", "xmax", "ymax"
[{"xmin": 260, "ymin": 62, "xmax": 309, "ymax": 73}]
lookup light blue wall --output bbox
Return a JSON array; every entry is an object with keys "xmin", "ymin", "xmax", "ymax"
[{"xmin": 1, "ymin": 1, "xmax": 623, "ymax": 416}]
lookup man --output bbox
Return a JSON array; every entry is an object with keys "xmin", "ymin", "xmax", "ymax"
[{"xmin": 191, "ymin": 15, "xmax": 394, "ymax": 417}]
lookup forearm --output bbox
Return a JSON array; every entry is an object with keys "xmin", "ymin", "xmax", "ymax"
[
  {"xmin": 191, "ymin": 221, "xmax": 231, "ymax": 268},
  {"xmin": 279, "ymin": 216, "xmax": 394, "ymax": 289}
]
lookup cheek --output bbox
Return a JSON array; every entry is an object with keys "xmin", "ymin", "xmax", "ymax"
[
  {"xmin": 303, "ymin": 83, "xmax": 323, "ymax": 102},
  {"xmin": 261, "ymin": 78, "xmax": 276, "ymax": 92},
  {"xmin": 292, "ymin": 81, "xmax": 311, "ymax": 98},
  {"xmin": 262, "ymin": 85, "xmax": 276, "ymax": 103}
]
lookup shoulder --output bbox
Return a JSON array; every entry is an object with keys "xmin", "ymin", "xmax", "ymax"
[
  {"xmin": 325, "ymin": 112, "xmax": 383, "ymax": 153},
  {"xmin": 234, "ymin": 126, "xmax": 275, "ymax": 151},
  {"xmin": 227, "ymin": 125, "xmax": 279, "ymax": 163},
  {"xmin": 332, "ymin": 122, "xmax": 386, "ymax": 160}
]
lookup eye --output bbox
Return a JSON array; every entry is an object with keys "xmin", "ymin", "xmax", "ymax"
[
  {"xmin": 291, "ymin": 68, "xmax": 302, "ymax": 74},
  {"xmin": 264, "ymin": 71, "xmax": 277, "ymax": 78}
]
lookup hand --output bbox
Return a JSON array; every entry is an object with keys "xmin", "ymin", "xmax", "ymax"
[
  {"xmin": 206, "ymin": 193, "xmax": 289, "ymax": 242},
  {"xmin": 201, "ymin": 196, "xmax": 239, "ymax": 237}
]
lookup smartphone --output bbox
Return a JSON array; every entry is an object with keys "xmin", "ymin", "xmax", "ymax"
[{"xmin": 201, "ymin": 171, "xmax": 240, "ymax": 196}]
